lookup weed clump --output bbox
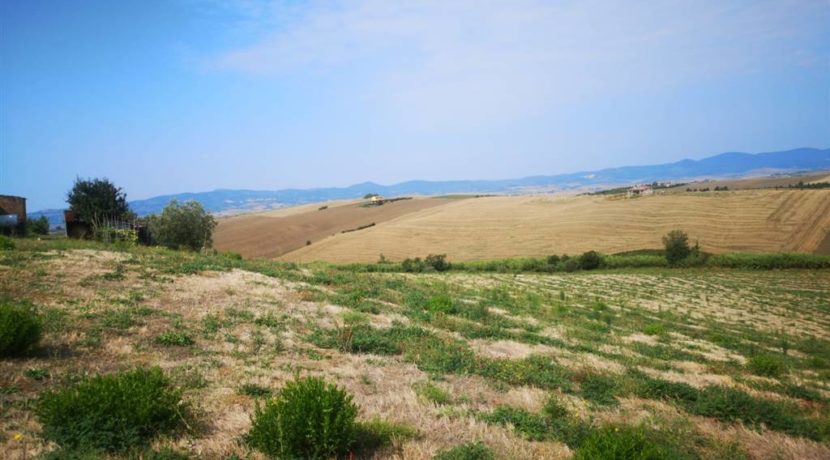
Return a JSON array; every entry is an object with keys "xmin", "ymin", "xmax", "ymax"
[
  {"xmin": 0, "ymin": 235, "xmax": 15, "ymax": 250},
  {"xmin": 433, "ymin": 442, "xmax": 495, "ymax": 460},
  {"xmin": 155, "ymin": 331, "xmax": 195, "ymax": 346},
  {"xmin": 35, "ymin": 367, "xmax": 184, "ymax": 452},
  {"xmin": 575, "ymin": 424, "xmax": 687, "ymax": 460},
  {"xmin": 248, "ymin": 376, "xmax": 358, "ymax": 459},
  {"xmin": 0, "ymin": 300, "xmax": 42, "ymax": 357},
  {"xmin": 747, "ymin": 354, "xmax": 788, "ymax": 378}
]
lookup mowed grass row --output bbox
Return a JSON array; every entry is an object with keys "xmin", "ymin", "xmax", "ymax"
[{"xmin": 1, "ymin": 237, "xmax": 829, "ymax": 459}]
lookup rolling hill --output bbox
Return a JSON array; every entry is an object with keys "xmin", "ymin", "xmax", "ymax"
[{"xmin": 30, "ymin": 147, "xmax": 830, "ymax": 226}]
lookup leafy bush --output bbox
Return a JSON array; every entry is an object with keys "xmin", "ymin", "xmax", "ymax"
[
  {"xmin": 578, "ymin": 251, "xmax": 603, "ymax": 270},
  {"xmin": 35, "ymin": 367, "xmax": 184, "ymax": 452},
  {"xmin": 248, "ymin": 376, "xmax": 358, "ymax": 459},
  {"xmin": 575, "ymin": 425, "xmax": 685, "ymax": 460},
  {"xmin": 148, "ymin": 200, "xmax": 217, "ymax": 251},
  {"xmin": 433, "ymin": 442, "xmax": 495, "ymax": 460},
  {"xmin": 563, "ymin": 257, "xmax": 581, "ymax": 272},
  {"xmin": 0, "ymin": 300, "xmax": 42, "ymax": 357},
  {"xmin": 0, "ymin": 235, "xmax": 15, "ymax": 250},
  {"xmin": 747, "ymin": 354, "xmax": 788, "ymax": 378},
  {"xmin": 662, "ymin": 230, "xmax": 691, "ymax": 266}
]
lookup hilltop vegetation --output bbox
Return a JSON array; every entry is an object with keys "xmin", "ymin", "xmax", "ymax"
[{"xmin": 1, "ymin": 237, "xmax": 829, "ymax": 459}]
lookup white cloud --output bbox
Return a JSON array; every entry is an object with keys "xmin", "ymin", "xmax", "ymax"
[{"xmin": 204, "ymin": 0, "xmax": 829, "ymax": 129}]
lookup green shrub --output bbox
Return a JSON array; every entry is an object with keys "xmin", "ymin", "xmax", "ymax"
[
  {"xmin": 747, "ymin": 354, "xmax": 788, "ymax": 378},
  {"xmin": 433, "ymin": 442, "xmax": 495, "ymax": 460},
  {"xmin": 0, "ymin": 235, "xmax": 15, "ymax": 250},
  {"xmin": 425, "ymin": 254, "xmax": 451, "ymax": 272},
  {"xmin": 563, "ymin": 257, "xmax": 581, "ymax": 272},
  {"xmin": 0, "ymin": 300, "xmax": 42, "ymax": 357},
  {"xmin": 575, "ymin": 425, "xmax": 686, "ymax": 460},
  {"xmin": 248, "ymin": 376, "xmax": 358, "ymax": 459},
  {"xmin": 148, "ymin": 199, "xmax": 217, "ymax": 251},
  {"xmin": 663, "ymin": 230, "xmax": 691, "ymax": 266},
  {"xmin": 35, "ymin": 367, "xmax": 184, "ymax": 452},
  {"xmin": 578, "ymin": 251, "xmax": 603, "ymax": 270}
]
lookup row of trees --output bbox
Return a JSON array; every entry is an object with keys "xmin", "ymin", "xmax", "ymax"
[{"xmin": 67, "ymin": 178, "xmax": 216, "ymax": 251}]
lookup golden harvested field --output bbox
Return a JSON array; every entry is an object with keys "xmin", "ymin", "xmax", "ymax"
[
  {"xmin": 664, "ymin": 171, "xmax": 830, "ymax": 192},
  {"xmin": 213, "ymin": 197, "xmax": 460, "ymax": 259},
  {"xmin": 281, "ymin": 189, "xmax": 830, "ymax": 262}
]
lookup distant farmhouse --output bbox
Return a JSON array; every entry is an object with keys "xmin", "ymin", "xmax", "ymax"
[
  {"xmin": 0, "ymin": 195, "xmax": 26, "ymax": 235},
  {"xmin": 626, "ymin": 184, "xmax": 654, "ymax": 198},
  {"xmin": 626, "ymin": 181, "xmax": 673, "ymax": 198}
]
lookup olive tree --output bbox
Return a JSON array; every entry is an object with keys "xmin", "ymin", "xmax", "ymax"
[{"xmin": 148, "ymin": 200, "xmax": 216, "ymax": 251}]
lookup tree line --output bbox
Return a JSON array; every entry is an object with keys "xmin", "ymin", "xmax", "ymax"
[{"xmin": 66, "ymin": 177, "xmax": 216, "ymax": 251}]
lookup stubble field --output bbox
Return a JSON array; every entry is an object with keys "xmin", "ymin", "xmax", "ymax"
[{"xmin": 282, "ymin": 189, "xmax": 830, "ymax": 262}]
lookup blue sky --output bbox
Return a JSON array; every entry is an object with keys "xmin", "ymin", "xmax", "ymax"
[{"xmin": 1, "ymin": 0, "xmax": 828, "ymax": 211}]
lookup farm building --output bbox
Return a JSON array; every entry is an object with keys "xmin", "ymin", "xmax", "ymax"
[
  {"xmin": 0, "ymin": 195, "xmax": 26, "ymax": 235},
  {"xmin": 64, "ymin": 210, "xmax": 92, "ymax": 239},
  {"xmin": 627, "ymin": 184, "xmax": 654, "ymax": 198}
]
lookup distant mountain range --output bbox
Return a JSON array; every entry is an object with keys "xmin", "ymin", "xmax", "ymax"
[{"xmin": 30, "ymin": 147, "xmax": 830, "ymax": 227}]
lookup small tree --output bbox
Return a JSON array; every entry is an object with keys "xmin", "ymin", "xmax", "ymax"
[
  {"xmin": 27, "ymin": 216, "xmax": 50, "ymax": 235},
  {"xmin": 149, "ymin": 200, "xmax": 216, "ymax": 251},
  {"xmin": 67, "ymin": 178, "xmax": 132, "ymax": 229},
  {"xmin": 663, "ymin": 230, "xmax": 691, "ymax": 266}
]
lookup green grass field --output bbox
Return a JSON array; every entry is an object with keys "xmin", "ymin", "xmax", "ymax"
[{"xmin": 1, "ymin": 238, "xmax": 829, "ymax": 459}]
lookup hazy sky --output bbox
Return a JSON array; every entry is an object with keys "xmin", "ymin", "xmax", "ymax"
[{"xmin": 2, "ymin": 0, "xmax": 829, "ymax": 211}]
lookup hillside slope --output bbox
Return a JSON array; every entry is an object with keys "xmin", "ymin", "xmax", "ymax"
[
  {"xmin": 280, "ymin": 189, "xmax": 830, "ymax": 262},
  {"xmin": 214, "ymin": 197, "xmax": 460, "ymax": 258}
]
